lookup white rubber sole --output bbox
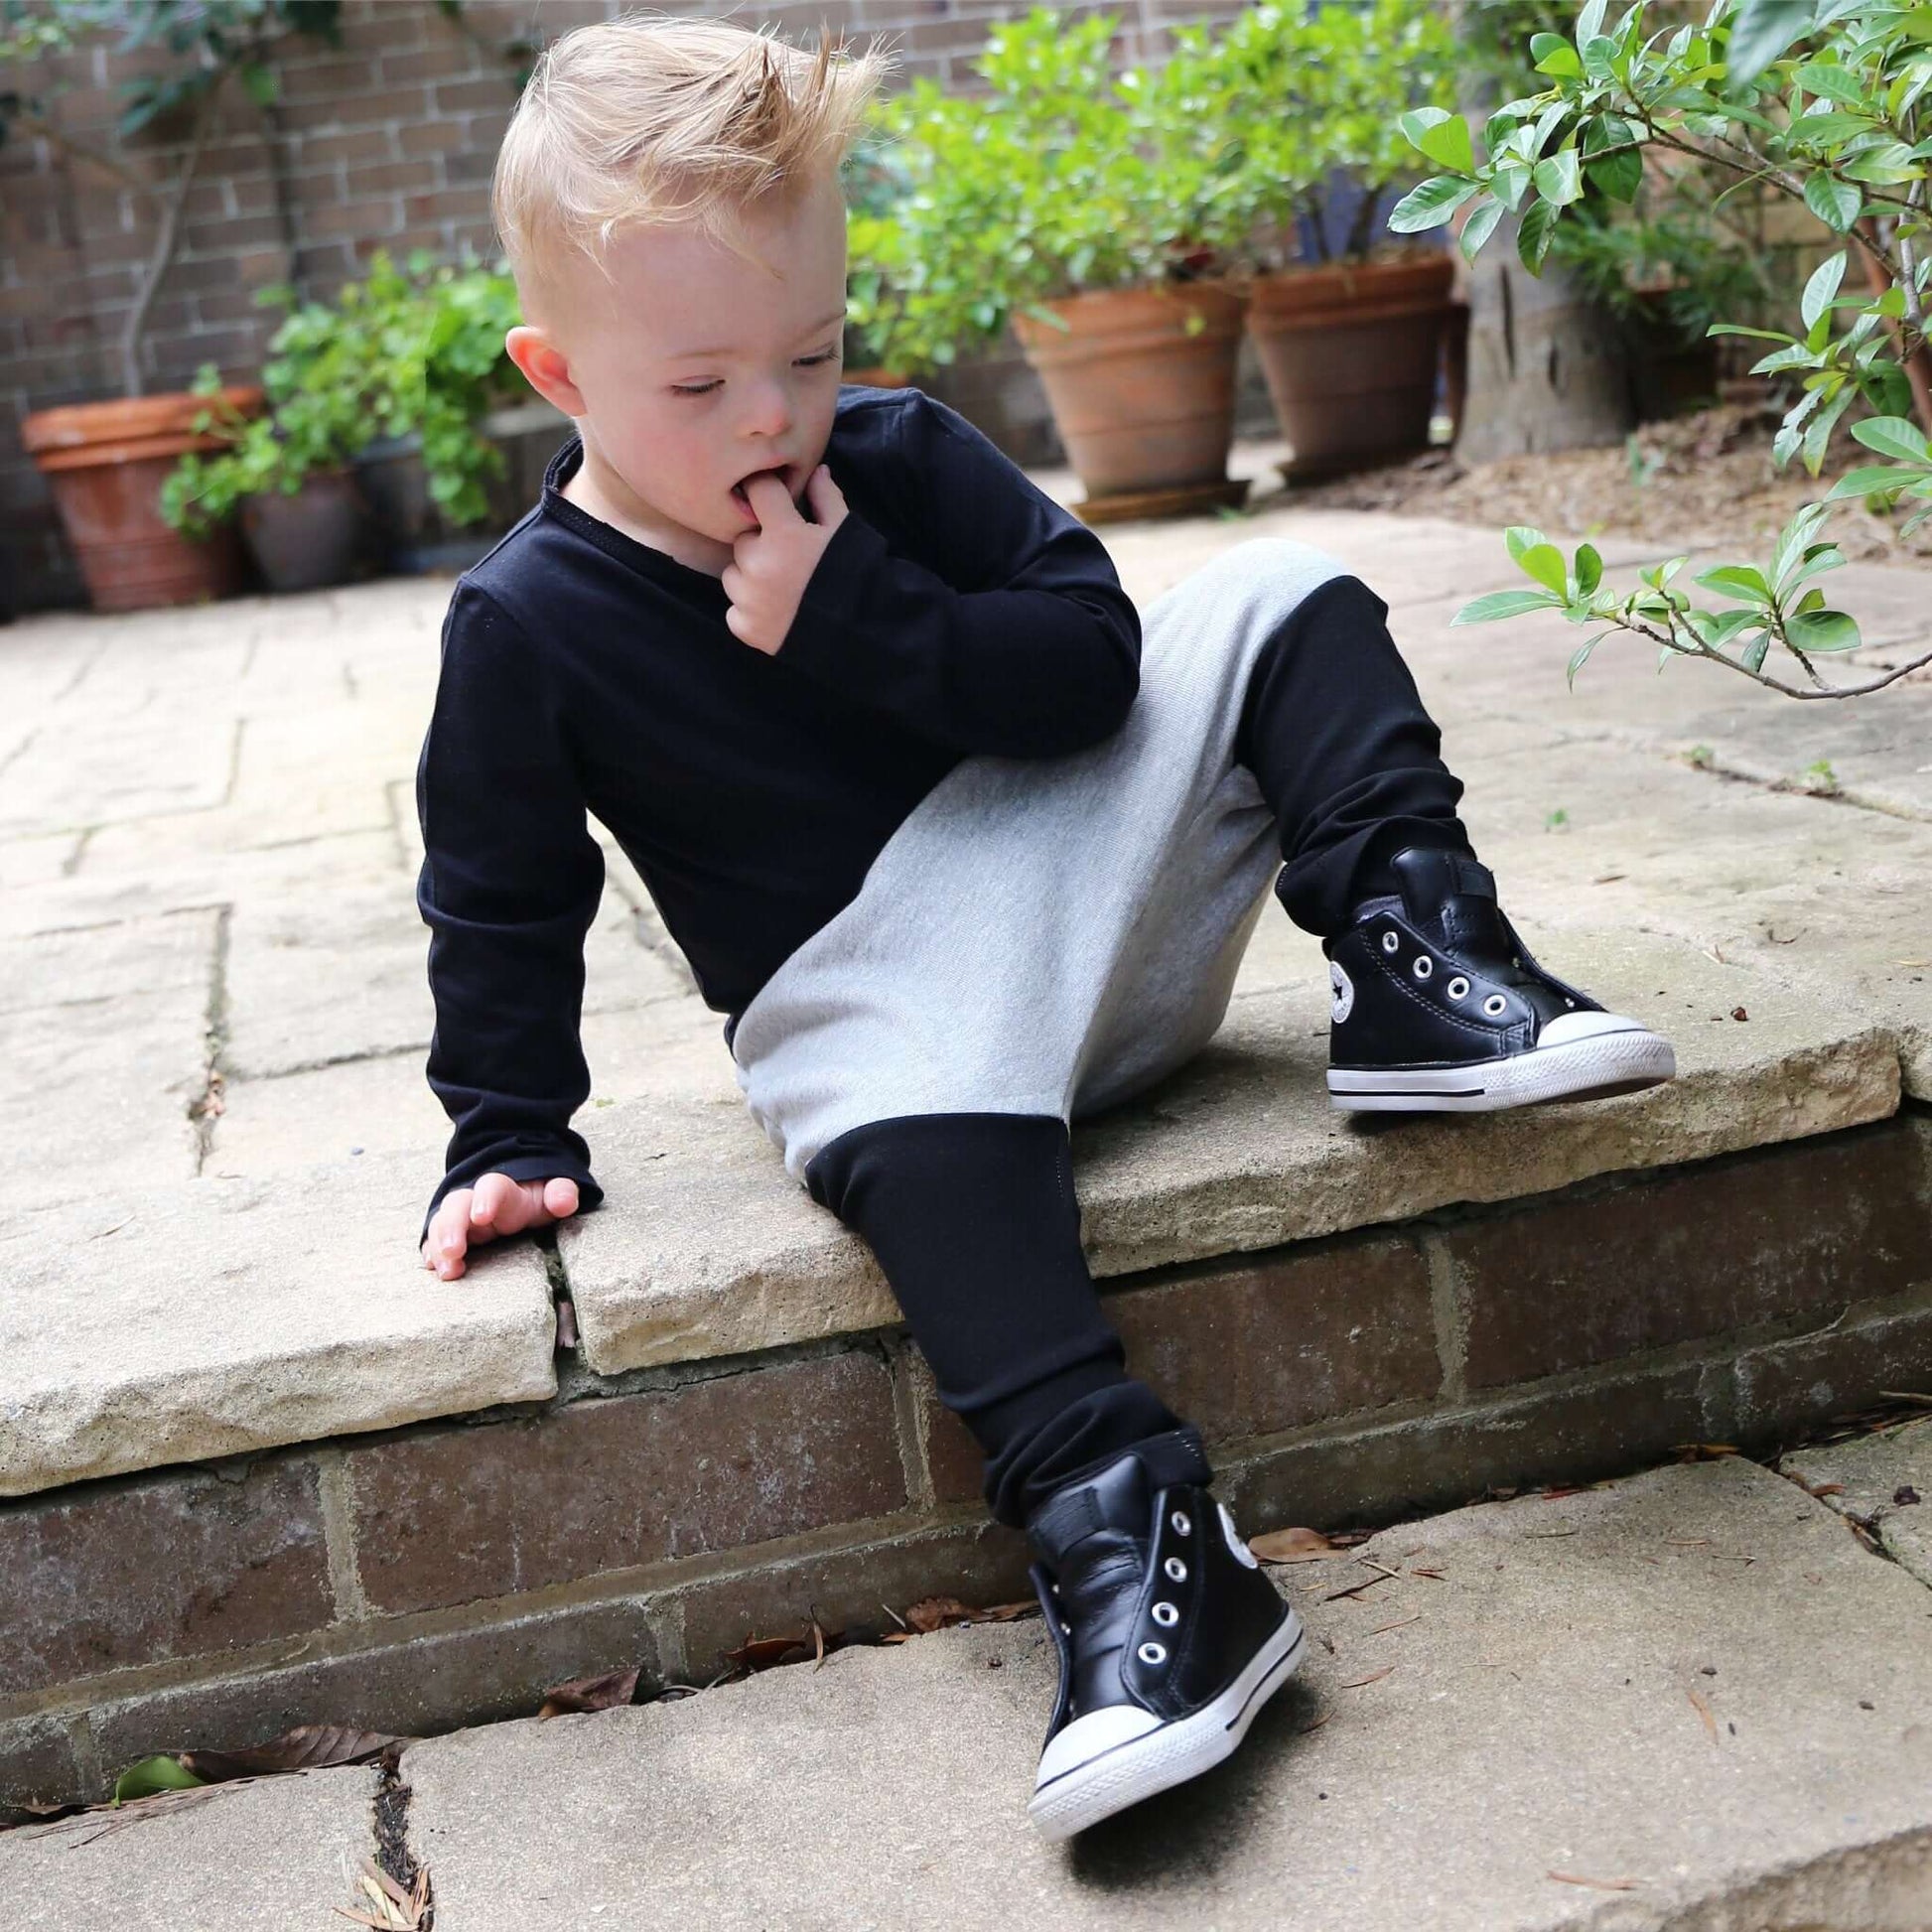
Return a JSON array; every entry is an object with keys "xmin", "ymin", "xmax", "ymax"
[
  {"xmin": 1026, "ymin": 1606, "xmax": 1308, "ymax": 1842},
  {"xmin": 1328, "ymin": 1019, "xmax": 1675, "ymax": 1114}
]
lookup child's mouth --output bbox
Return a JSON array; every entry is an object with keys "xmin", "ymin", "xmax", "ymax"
[{"xmin": 732, "ymin": 468, "xmax": 787, "ymax": 515}]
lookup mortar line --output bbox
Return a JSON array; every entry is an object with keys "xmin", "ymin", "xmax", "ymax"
[
  {"xmin": 189, "ymin": 902, "xmax": 234, "ymax": 1174},
  {"xmin": 1420, "ymin": 1229, "xmax": 1468, "ymax": 1402},
  {"xmin": 315, "ymin": 1449, "xmax": 370, "ymax": 1624},
  {"xmin": 887, "ymin": 1337, "xmax": 937, "ymax": 1515}
]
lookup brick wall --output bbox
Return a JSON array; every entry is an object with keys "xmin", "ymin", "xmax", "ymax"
[
  {"xmin": 4, "ymin": 1110, "xmax": 1928, "ymax": 1814},
  {"xmin": 0, "ymin": 0, "xmax": 1257, "ymax": 615}
]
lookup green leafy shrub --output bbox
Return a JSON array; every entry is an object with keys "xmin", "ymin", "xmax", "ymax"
[
  {"xmin": 1390, "ymin": 0, "xmax": 1932, "ymax": 700},
  {"xmin": 163, "ymin": 249, "xmax": 528, "ymax": 537},
  {"xmin": 846, "ymin": 6, "xmax": 1262, "ymax": 377}
]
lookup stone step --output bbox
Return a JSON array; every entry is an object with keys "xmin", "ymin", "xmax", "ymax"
[{"xmin": 9, "ymin": 1452, "xmax": 1928, "ymax": 1930}]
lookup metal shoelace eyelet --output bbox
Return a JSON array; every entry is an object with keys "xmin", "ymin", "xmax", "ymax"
[
  {"xmin": 1152, "ymin": 1600, "xmax": 1179, "ymax": 1628},
  {"xmin": 1483, "ymin": 994, "xmax": 1508, "ymax": 1018},
  {"xmin": 1381, "ymin": 929, "xmax": 1400, "ymax": 954},
  {"xmin": 1413, "ymin": 956, "xmax": 1434, "ymax": 980},
  {"xmin": 1170, "ymin": 1509, "xmax": 1191, "ymax": 1536},
  {"xmin": 1138, "ymin": 1641, "xmax": 1168, "ymax": 1666},
  {"xmin": 1060, "ymin": 1619, "xmax": 1071, "ymax": 1635},
  {"xmin": 1164, "ymin": 1557, "xmax": 1187, "ymax": 1583},
  {"xmin": 1447, "ymin": 976, "xmax": 1470, "ymax": 1000}
]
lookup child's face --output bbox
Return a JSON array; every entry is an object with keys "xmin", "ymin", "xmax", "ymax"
[{"xmin": 514, "ymin": 172, "xmax": 850, "ymax": 568}]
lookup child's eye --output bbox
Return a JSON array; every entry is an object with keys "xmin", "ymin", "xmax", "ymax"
[{"xmin": 671, "ymin": 350, "xmax": 840, "ymax": 398}]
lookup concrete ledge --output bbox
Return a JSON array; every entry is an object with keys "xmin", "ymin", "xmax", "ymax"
[
  {"xmin": 564, "ymin": 928, "xmax": 1903, "ymax": 1374},
  {"xmin": 0, "ymin": 1157, "xmax": 556, "ymax": 1499}
]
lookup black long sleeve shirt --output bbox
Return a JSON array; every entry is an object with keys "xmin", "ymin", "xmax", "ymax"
[{"xmin": 415, "ymin": 383, "xmax": 1144, "ymax": 1242}]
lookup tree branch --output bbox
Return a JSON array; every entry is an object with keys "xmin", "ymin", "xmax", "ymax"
[
  {"xmin": 1621, "ymin": 612, "xmax": 1932, "ymax": 698},
  {"xmin": 118, "ymin": 70, "xmax": 226, "ymax": 398}
]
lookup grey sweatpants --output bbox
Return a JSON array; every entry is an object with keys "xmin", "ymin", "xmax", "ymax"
[{"xmin": 729, "ymin": 536, "xmax": 1353, "ymax": 1180}]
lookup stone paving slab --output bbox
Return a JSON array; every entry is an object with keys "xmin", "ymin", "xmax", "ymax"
[
  {"xmin": 399, "ymin": 1456, "xmax": 1932, "ymax": 1931},
  {"xmin": 1782, "ymin": 1417, "xmax": 1932, "ymax": 1587},
  {"xmin": 1, "ymin": 457, "xmax": 1927, "ymax": 1498},
  {"xmin": 562, "ymin": 925, "xmax": 1900, "ymax": 1373},
  {"xmin": 0, "ymin": 1767, "xmax": 380, "ymax": 1931},
  {"xmin": 0, "ymin": 1154, "xmax": 556, "ymax": 1497}
]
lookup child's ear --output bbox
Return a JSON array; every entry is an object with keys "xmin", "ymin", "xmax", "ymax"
[{"xmin": 506, "ymin": 325, "xmax": 587, "ymax": 417}]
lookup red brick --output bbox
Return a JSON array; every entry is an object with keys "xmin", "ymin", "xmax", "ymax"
[
  {"xmin": 347, "ymin": 158, "xmax": 441, "ymax": 198},
  {"xmin": 84, "ymin": 1596, "xmax": 663, "ymax": 1810},
  {"xmin": 397, "ymin": 118, "xmax": 468, "ymax": 158},
  {"xmin": 1448, "ymin": 1122, "xmax": 1932, "ymax": 1390},
  {"xmin": 434, "ymin": 76, "xmax": 517, "ymax": 114},
  {"xmin": 280, "ymin": 86, "xmax": 432, "ymax": 133},
  {"xmin": 305, "ymin": 196, "xmax": 403, "ymax": 237},
  {"xmin": 279, "ymin": 54, "xmax": 384, "ymax": 104},
  {"xmin": 0, "ymin": 1458, "xmax": 333, "ymax": 1695},
  {"xmin": 0, "ymin": 1716, "xmax": 82, "ymax": 1823},
  {"xmin": 381, "ymin": 47, "xmax": 482, "ymax": 84},
  {"xmin": 348, "ymin": 1351, "xmax": 907, "ymax": 1615},
  {"xmin": 1109, "ymin": 1233, "xmax": 1440, "ymax": 1439},
  {"xmin": 1219, "ymin": 1362, "xmax": 1711, "ymax": 1539},
  {"xmin": 1728, "ymin": 1294, "xmax": 1932, "ymax": 1444},
  {"xmin": 298, "ymin": 130, "xmax": 395, "ymax": 167},
  {"xmin": 674, "ymin": 1517, "xmax": 1034, "ymax": 1683}
]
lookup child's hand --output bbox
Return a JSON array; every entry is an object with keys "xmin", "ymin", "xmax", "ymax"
[
  {"xmin": 421, "ymin": 1172, "xmax": 580, "ymax": 1281},
  {"xmin": 721, "ymin": 463, "xmax": 848, "ymax": 655}
]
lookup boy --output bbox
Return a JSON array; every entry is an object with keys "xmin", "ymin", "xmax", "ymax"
[{"xmin": 414, "ymin": 14, "xmax": 1675, "ymax": 1842}]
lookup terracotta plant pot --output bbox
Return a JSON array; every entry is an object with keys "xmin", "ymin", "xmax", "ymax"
[
  {"xmin": 20, "ymin": 389, "xmax": 263, "ymax": 613},
  {"xmin": 238, "ymin": 467, "xmax": 372, "ymax": 593},
  {"xmin": 1245, "ymin": 253, "xmax": 1456, "ymax": 482},
  {"xmin": 1010, "ymin": 281, "xmax": 1250, "ymax": 520}
]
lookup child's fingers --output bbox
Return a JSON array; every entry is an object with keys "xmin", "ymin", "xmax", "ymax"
[
  {"xmin": 470, "ymin": 1171, "xmax": 515, "ymax": 1233},
  {"xmin": 423, "ymin": 1189, "xmax": 475, "ymax": 1279},
  {"xmin": 540, "ymin": 1176, "xmax": 580, "ymax": 1221}
]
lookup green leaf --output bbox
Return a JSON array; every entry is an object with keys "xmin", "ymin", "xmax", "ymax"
[
  {"xmin": 1725, "ymin": 0, "xmax": 1818, "ymax": 86},
  {"xmin": 1518, "ymin": 543, "xmax": 1571, "ymax": 596},
  {"xmin": 1532, "ymin": 149, "xmax": 1584, "ymax": 206},
  {"xmin": 1452, "ymin": 589, "xmax": 1564, "ymax": 624},
  {"xmin": 1803, "ymin": 171, "xmax": 1863, "ymax": 232},
  {"xmin": 1532, "ymin": 32, "xmax": 1585, "ymax": 77},
  {"xmin": 1575, "ymin": 542, "xmax": 1603, "ymax": 596},
  {"xmin": 1694, "ymin": 563, "xmax": 1774, "ymax": 603},
  {"xmin": 1412, "ymin": 112, "xmax": 1474, "ymax": 174},
  {"xmin": 1852, "ymin": 415, "xmax": 1932, "ymax": 462},
  {"xmin": 1459, "ymin": 198, "xmax": 1505, "ymax": 264},
  {"xmin": 1841, "ymin": 141, "xmax": 1922, "ymax": 185},
  {"xmin": 1784, "ymin": 609, "xmax": 1863, "ymax": 651},
  {"xmin": 1794, "ymin": 60, "xmax": 1864, "ymax": 102},
  {"xmin": 1567, "ymin": 634, "xmax": 1602, "ymax": 688},
  {"xmin": 1388, "ymin": 177, "xmax": 1479, "ymax": 233},
  {"xmin": 1801, "ymin": 251, "xmax": 1846, "ymax": 333},
  {"xmin": 113, "ymin": 1756, "xmax": 205, "ymax": 1805},
  {"xmin": 1586, "ymin": 146, "xmax": 1643, "ymax": 201},
  {"xmin": 1517, "ymin": 197, "xmax": 1560, "ymax": 274},
  {"xmin": 1741, "ymin": 633, "xmax": 1773, "ymax": 673},
  {"xmin": 1824, "ymin": 463, "xmax": 1924, "ymax": 497}
]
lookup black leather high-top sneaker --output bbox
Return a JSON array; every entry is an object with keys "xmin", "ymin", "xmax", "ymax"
[
  {"xmin": 1321, "ymin": 845, "xmax": 1675, "ymax": 1111},
  {"xmin": 1022, "ymin": 1445, "xmax": 1306, "ymax": 1841}
]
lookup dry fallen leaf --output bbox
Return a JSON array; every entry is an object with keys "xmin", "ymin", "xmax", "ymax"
[
  {"xmin": 181, "ymin": 1725, "xmax": 409, "ymax": 1782},
  {"xmin": 1687, "ymin": 1687, "xmax": 1720, "ymax": 1743},
  {"xmin": 1249, "ymin": 1526, "xmax": 1339, "ymax": 1564},
  {"xmin": 1338, "ymin": 1665, "xmax": 1397, "ymax": 1689},
  {"xmin": 537, "ymin": 1667, "xmax": 639, "ymax": 1721},
  {"xmin": 904, "ymin": 1596, "xmax": 977, "ymax": 1634},
  {"xmin": 1548, "ymin": 1871, "xmax": 1642, "ymax": 1891},
  {"xmin": 1367, "ymin": 1612, "xmax": 1422, "ymax": 1636}
]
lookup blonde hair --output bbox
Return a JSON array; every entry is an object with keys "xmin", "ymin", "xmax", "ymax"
[{"xmin": 492, "ymin": 11, "xmax": 897, "ymax": 304}]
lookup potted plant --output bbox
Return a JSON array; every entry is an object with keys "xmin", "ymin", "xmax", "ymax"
[
  {"xmin": 159, "ymin": 285, "xmax": 383, "ymax": 593},
  {"xmin": 839, "ymin": 133, "xmax": 913, "ymax": 388},
  {"xmin": 6, "ymin": 0, "xmax": 340, "ymax": 611},
  {"xmin": 346, "ymin": 250, "xmax": 560, "ymax": 573},
  {"xmin": 851, "ymin": 7, "xmax": 1263, "ymax": 519},
  {"xmin": 1180, "ymin": 0, "xmax": 1462, "ymax": 483}
]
